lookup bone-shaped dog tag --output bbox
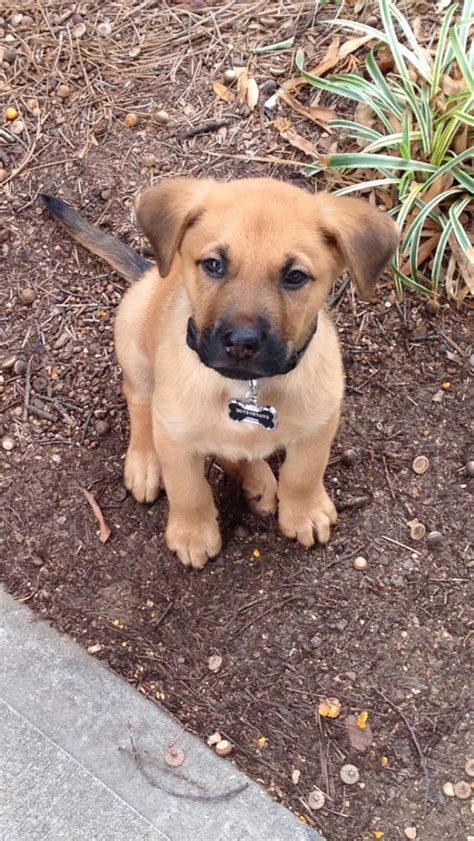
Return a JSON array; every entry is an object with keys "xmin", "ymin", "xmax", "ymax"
[{"xmin": 228, "ymin": 380, "xmax": 278, "ymax": 430}]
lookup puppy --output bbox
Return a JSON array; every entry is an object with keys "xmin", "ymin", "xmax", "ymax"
[{"xmin": 42, "ymin": 179, "xmax": 399, "ymax": 568}]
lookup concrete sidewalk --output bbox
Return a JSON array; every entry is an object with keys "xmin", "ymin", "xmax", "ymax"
[{"xmin": 0, "ymin": 590, "xmax": 324, "ymax": 841}]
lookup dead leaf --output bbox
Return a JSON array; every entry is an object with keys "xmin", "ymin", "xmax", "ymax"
[
  {"xmin": 273, "ymin": 117, "xmax": 318, "ymax": 158},
  {"xmin": 400, "ymin": 233, "xmax": 441, "ymax": 275},
  {"xmin": 236, "ymin": 67, "xmax": 249, "ymax": 104},
  {"xmin": 283, "ymin": 34, "xmax": 374, "ymax": 91},
  {"xmin": 80, "ymin": 486, "xmax": 111, "ymax": 543},
  {"xmin": 279, "ymin": 90, "xmax": 336, "ymax": 128},
  {"xmin": 345, "ymin": 714, "xmax": 374, "ymax": 751},
  {"xmin": 377, "ymin": 45, "xmax": 394, "ymax": 74},
  {"xmin": 246, "ymin": 77, "xmax": 259, "ymax": 110},
  {"xmin": 213, "ymin": 81, "xmax": 235, "ymax": 104},
  {"xmin": 318, "ymin": 697, "xmax": 342, "ymax": 719}
]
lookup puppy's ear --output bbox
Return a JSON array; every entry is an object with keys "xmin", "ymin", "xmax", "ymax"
[
  {"xmin": 135, "ymin": 178, "xmax": 214, "ymax": 277},
  {"xmin": 315, "ymin": 194, "xmax": 400, "ymax": 301}
]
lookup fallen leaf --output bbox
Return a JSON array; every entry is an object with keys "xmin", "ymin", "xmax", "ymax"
[
  {"xmin": 274, "ymin": 117, "xmax": 318, "ymax": 159},
  {"xmin": 237, "ymin": 67, "xmax": 249, "ymax": 104},
  {"xmin": 318, "ymin": 697, "xmax": 342, "ymax": 719},
  {"xmin": 400, "ymin": 233, "xmax": 441, "ymax": 275},
  {"xmin": 283, "ymin": 34, "xmax": 374, "ymax": 91},
  {"xmin": 356, "ymin": 710, "xmax": 369, "ymax": 729},
  {"xmin": 213, "ymin": 81, "xmax": 235, "ymax": 104},
  {"xmin": 279, "ymin": 89, "xmax": 336, "ymax": 128},
  {"xmin": 80, "ymin": 486, "xmax": 111, "ymax": 543},
  {"xmin": 247, "ymin": 77, "xmax": 260, "ymax": 110},
  {"xmin": 345, "ymin": 714, "xmax": 374, "ymax": 751}
]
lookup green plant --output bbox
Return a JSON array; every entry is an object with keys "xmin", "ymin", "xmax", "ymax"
[{"xmin": 297, "ymin": 0, "xmax": 473, "ymax": 300}]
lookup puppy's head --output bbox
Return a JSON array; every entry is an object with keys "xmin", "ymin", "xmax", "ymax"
[{"xmin": 136, "ymin": 178, "xmax": 399, "ymax": 379}]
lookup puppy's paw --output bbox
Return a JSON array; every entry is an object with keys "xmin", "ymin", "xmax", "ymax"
[
  {"xmin": 278, "ymin": 487, "xmax": 337, "ymax": 547},
  {"xmin": 124, "ymin": 446, "xmax": 161, "ymax": 503},
  {"xmin": 242, "ymin": 460, "xmax": 278, "ymax": 517},
  {"xmin": 166, "ymin": 512, "xmax": 222, "ymax": 569}
]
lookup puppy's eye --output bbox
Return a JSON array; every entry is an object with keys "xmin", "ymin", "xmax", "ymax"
[
  {"xmin": 201, "ymin": 257, "xmax": 226, "ymax": 279},
  {"xmin": 282, "ymin": 268, "xmax": 310, "ymax": 290}
]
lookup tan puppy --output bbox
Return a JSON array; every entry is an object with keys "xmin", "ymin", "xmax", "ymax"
[{"xmin": 42, "ymin": 179, "xmax": 399, "ymax": 568}]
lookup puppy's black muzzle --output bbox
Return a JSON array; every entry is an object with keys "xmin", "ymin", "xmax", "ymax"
[{"xmin": 186, "ymin": 317, "xmax": 296, "ymax": 380}]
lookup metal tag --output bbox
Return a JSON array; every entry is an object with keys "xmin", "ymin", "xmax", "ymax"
[{"xmin": 228, "ymin": 380, "xmax": 278, "ymax": 430}]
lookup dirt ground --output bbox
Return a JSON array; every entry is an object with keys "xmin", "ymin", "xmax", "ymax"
[{"xmin": 1, "ymin": 3, "xmax": 473, "ymax": 840}]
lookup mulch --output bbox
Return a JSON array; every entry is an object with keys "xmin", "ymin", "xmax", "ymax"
[{"xmin": 1, "ymin": 3, "xmax": 473, "ymax": 840}]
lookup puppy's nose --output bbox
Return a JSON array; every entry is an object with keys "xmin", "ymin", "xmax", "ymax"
[{"xmin": 224, "ymin": 324, "xmax": 263, "ymax": 360}]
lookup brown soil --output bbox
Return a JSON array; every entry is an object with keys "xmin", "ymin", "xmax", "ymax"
[{"xmin": 1, "ymin": 3, "xmax": 473, "ymax": 840}]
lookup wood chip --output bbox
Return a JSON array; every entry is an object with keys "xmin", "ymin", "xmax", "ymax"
[{"xmin": 80, "ymin": 486, "xmax": 111, "ymax": 543}]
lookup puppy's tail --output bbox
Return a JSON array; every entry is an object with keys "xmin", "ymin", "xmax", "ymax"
[{"xmin": 40, "ymin": 194, "xmax": 152, "ymax": 283}]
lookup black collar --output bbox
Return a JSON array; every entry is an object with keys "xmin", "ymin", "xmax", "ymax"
[{"xmin": 295, "ymin": 314, "xmax": 318, "ymax": 361}]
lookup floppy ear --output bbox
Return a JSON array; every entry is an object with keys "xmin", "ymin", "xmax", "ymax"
[
  {"xmin": 135, "ymin": 178, "xmax": 214, "ymax": 277},
  {"xmin": 314, "ymin": 194, "xmax": 400, "ymax": 301}
]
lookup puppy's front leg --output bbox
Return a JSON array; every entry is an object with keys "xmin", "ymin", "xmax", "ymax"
[
  {"xmin": 278, "ymin": 411, "xmax": 339, "ymax": 547},
  {"xmin": 123, "ymin": 376, "xmax": 161, "ymax": 503},
  {"xmin": 154, "ymin": 424, "xmax": 221, "ymax": 569}
]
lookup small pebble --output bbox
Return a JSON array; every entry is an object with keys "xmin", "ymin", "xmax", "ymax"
[
  {"xmin": 215, "ymin": 739, "xmax": 233, "ymax": 756},
  {"xmin": 466, "ymin": 461, "xmax": 474, "ymax": 478},
  {"xmin": 129, "ymin": 46, "xmax": 141, "ymax": 59},
  {"xmin": 366, "ymin": 14, "xmax": 378, "ymax": 25},
  {"xmin": 340, "ymin": 763, "xmax": 359, "ymax": 785},
  {"xmin": 97, "ymin": 21, "xmax": 112, "ymax": 37},
  {"xmin": 234, "ymin": 524, "xmax": 249, "ymax": 539},
  {"xmin": 310, "ymin": 634, "xmax": 322, "ymax": 648},
  {"xmin": 10, "ymin": 119, "xmax": 25, "ymax": 135},
  {"xmin": 412, "ymin": 455, "xmax": 429, "ymax": 475},
  {"xmin": 26, "ymin": 97, "xmax": 39, "ymax": 114},
  {"xmin": 5, "ymin": 106, "xmax": 18, "ymax": 121},
  {"xmin": 125, "ymin": 112, "xmax": 138, "ymax": 128},
  {"xmin": 442, "ymin": 781, "xmax": 455, "ymax": 797},
  {"xmin": 291, "ymin": 768, "xmax": 301, "ymax": 785},
  {"xmin": 1, "ymin": 355, "xmax": 16, "ymax": 370},
  {"xmin": 57, "ymin": 84, "xmax": 71, "ymax": 99},
  {"xmin": 20, "ymin": 287, "xmax": 36, "ymax": 305},
  {"xmin": 465, "ymin": 758, "xmax": 474, "ymax": 777},
  {"xmin": 207, "ymin": 731, "xmax": 221, "ymax": 746},
  {"xmin": 73, "ymin": 22, "xmax": 87, "ymax": 38},
  {"xmin": 427, "ymin": 530, "xmax": 443, "ymax": 549},
  {"xmin": 95, "ymin": 419, "xmax": 110, "ymax": 436},
  {"xmin": 2, "ymin": 436, "xmax": 15, "ymax": 452},
  {"xmin": 342, "ymin": 448, "xmax": 358, "ymax": 466},
  {"xmin": 223, "ymin": 68, "xmax": 236, "ymax": 83},
  {"xmin": 353, "ymin": 555, "xmax": 368, "ymax": 571},
  {"xmin": 404, "ymin": 828, "xmax": 417, "ymax": 840},
  {"xmin": 264, "ymin": 93, "xmax": 278, "ymax": 110},
  {"xmin": 208, "ymin": 654, "xmax": 222, "ymax": 673},
  {"xmin": 155, "ymin": 109, "xmax": 170, "ymax": 125},
  {"xmin": 0, "ymin": 169, "xmax": 7, "ymax": 184},
  {"xmin": 87, "ymin": 643, "xmax": 103, "ymax": 654},
  {"xmin": 454, "ymin": 780, "xmax": 471, "ymax": 800},
  {"xmin": 425, "ymin": 298, "xmax": 440, "ymax": 316},
  {"xmin": 10, "ymin": 12, "xmax": 24, "ymax": 26},
  {"xmin": 142, "ymin": 153, "xmax": 157, "ymax": 168},
  {"xmin": 164, "ymin": 746, "xmax": 185, "ymax": 767},
  {"xmin": 307, "ymin": 788, "xmax": 325, "ymax": 810}
]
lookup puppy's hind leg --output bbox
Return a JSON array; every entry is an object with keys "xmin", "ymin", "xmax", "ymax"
[
  {"xmin": 122, "ymin": 374, "xmax": 161, "ymax": 503},
  {"xmin": 220, "ymin": 458, "xmax": 277, "ymax": 516}
]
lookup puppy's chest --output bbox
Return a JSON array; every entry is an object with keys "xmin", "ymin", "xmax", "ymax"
[{"xmin": 157, "ymin": 382, "xmax": 330, "ymax": 460}]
